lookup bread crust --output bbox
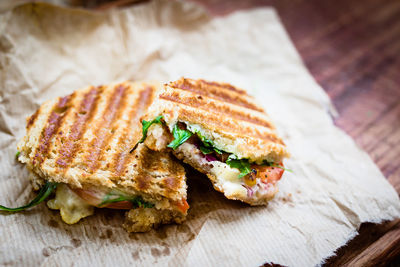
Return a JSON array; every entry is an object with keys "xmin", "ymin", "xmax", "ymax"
[
  {"xmin": 143, "ymin": 78, "xmax": 288, "ymax": 205},
  {"xmin": 17, "ymin": 81, "xmax": 188, "ymax": 231},
  {"xmin": 143, "ymin": 78, "xmax": 289, "ymax": 163}
]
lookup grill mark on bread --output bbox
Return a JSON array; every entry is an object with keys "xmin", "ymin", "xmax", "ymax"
[
  {"xmin": 159, "ymin": 93, "xmax": 273, "ymax": 129},
  {"xmin": 27, "ymin": 109, "xmax": 40, "ymax": 130},
  {"xmin": 136, "ymin": 174, "xmax": 151, "ymax": 190},
  {"xmin": 163, "ymin": 176, "xmax": 179, "ymax": 192},
  {"xmin": 176, "ymin": 108, "xmax": 283, "ymax": 144},
  {"xmin": 114, "ymin": 86, "xmax": 155, "ymax": 176},
  {"xmin": 20, "ymin": 82, "xmax": 188, "ymax": 209},
  {"xmin": 58, "ymin": 95, "xmax": 70, "ymax": 109},
  {"xmin": 199, "ymin": 79, "xmax": 246, "ymax": 94},
  {"xmin": 171, "ymin": 78, "xmax": 263, "ymax": 112},
  {"xmin": 33, "ymin": 94, "xmax": 73, "ymax": 166},
  {"xmin": 85, "ymin": 84, "xmax": 128, "ymax": 172},
  {"xmin": 56, "ymin": 87, "xmax": 101, "ymax": 168}
]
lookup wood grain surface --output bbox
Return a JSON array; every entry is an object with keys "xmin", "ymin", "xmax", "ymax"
[
  {"xmin": 14, "ymin": 0, "xmax": 400, "ymax": 265},
  {"xmin": 189, "ymin": 0, "xmax": 400, "ymax": 266}
]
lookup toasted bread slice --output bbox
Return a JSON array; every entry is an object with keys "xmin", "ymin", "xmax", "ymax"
[
  {"xmin": 17, "ymin": 81, "xmax": 188, "ymax": 232},
  {"xmin": 141, "ymin": 78, "xmax": 289, "ymax": 205}
]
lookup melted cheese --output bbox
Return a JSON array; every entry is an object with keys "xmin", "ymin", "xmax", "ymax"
[
  {"xmin": 47, "ymin": 184, "xmax": 94, "ymax": 224},
  {"xmin": 209, "ymin": 159, "xmax": 276, "ymax": 203},
  {"xmin": 210, "ymin": 161, "xmax": 247, "ymax": 197}
]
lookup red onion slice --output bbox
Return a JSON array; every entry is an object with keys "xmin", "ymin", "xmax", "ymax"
[
  {"xmin": 243, "ymin": 185, "xmax": 254, "ymax": 197},
  {"xmin": 205, "ymin": 154, "xmax": 217, "ymax": 162}
]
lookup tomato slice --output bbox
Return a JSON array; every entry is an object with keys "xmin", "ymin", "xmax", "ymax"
[
  {"xmin": 72, "ymin": 188, "xmax": 133, "ymax": 210},
  {"xmin": 72, "ymin": 187, "xmax": 188, "ymax": 212},
  {"xmin": 251, "ymin": 163, "xmax": 284, "ymax": 184},
  {"xmin": 175, "ymin": 199, "xmax": 189, "ymax": 214},
  {"xmin": 72, "ymin": 188, "xmax": 103, "ymax": 206},
  {"xmin": 102, "ymin": 201, "xmax": 133, "ymax": 210}
]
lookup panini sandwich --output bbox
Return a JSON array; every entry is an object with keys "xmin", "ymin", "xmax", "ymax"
[
  {"xmin": 2, "ymin": 81, "xmax": 189, "ymax": 232},
  {"xmin": 136, "ymin": 78, "xmax": 289, "ymax": 205}
]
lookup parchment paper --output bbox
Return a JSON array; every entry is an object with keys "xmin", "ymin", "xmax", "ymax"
[{"xmin": 0, "ymin": 1, "xmax": 399, "ymax": 266}]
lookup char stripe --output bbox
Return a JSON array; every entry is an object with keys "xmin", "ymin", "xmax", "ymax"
[
  {"xmin": 33, "ymin": 94, "xmax": 73, "ymax": 166},
  {"xmin": 56, "ymin": 87, "xmax": 100, "ymax": 168},
  {"xmin": 114, "ymin": 86, "xmax": 154, "ymax": 176},
  {"xmin": 172, "ymin": 80, "xmax": 263, "ymax": 112},
  {"xmin": 178, "ymin": 108, "xmax": 283, "ymax": 144},
  {"xmin": 199, "ymin": 79, "xmax": 246, "ymax": 94},
  {"xmin": 162, "ymin": 176, "xmax": 179, "ymax": 192},
  {"xmin": 86, "ymin": 84, "xmax": 129, "ymax": 172},
  {"xmin": 27, "ymin": 109, "xmax": 40, "ymax": 130},
  {"xmin": 159, "ymin": 93, "xmax": 273, "ymax": 129}
]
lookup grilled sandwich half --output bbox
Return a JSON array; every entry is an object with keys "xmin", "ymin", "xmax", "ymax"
[
  {"xmin": 138, "ymin": 78, "xmax": 289, "ymax": 205},
  {"xmin": 16, "ymin": 81, "xmax": 188, "ymax": 232}
]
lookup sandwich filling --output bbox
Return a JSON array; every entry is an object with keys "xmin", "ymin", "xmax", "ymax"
[
  {"xmin": 1, "ymin": 178, "xmax": 189, "ymax": 226},
  {"xmin": 47, "ymin": 184, "xmax": 156, "ymax": 224},
  {"xmin": 136, "ymin": 116, "xmax": 287, "ymax": 205},
  {"xmin": 3, "ymin": 81, "xmax": 190, "ymax": 232}
]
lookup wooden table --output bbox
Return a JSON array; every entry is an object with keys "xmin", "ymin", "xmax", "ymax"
[
  {"xmin": 38, "ymin": 0, "xmax": 400, "ymax": 265},
  {"xmin": 188, "ymin": 0, "xmax": 400, "ymax": 266}
]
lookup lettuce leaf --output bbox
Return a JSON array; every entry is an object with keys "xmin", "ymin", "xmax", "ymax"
[
  {"xmin": 266, "ymin": 162, "xmax": 293, "ymax": 172},
  {"xmin": 131, "ymin": 115, "xmax": 163, "ymax": 152},
  {"xmin": 167, "ymin": 124, "xmax": 193, "ymax": 149},
  {"xmin": 0, "ymin": 181, "xmax": 58, "ymax": 212},
  {"xmin": 194, "ymin": 131, "xmax": 222, "ymax": 154},
  {"xmin": 198, "ymin": 145, "xmax": 214, "ymax": 154},
  {"xmin": 140, "ymin": 115, "xmax": 163, "ymax": 143},
  {"xmin": 226, "ymin": 155, "xmax": 252, "ymax": 178},
  {"xmin": 99, "ymin": 193, "xmax": 154, "ymax": 208}
]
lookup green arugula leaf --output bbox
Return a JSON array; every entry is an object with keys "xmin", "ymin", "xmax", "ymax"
[
  {"xmin": 135, "ymin": 198, "xmax": 155, "ymax": 208},
  {"xmin": 226, "ymin": 155, "xmax": 252, "ymax": 178},
  {"xmin": 196, "ymin": 131, "xmax": 213, "ymax": 146},
  {"xmin": 212, "ymin": 147, "xmax": 223, "ymax": 154},
  {"xmin": 99, "ymin": 193, "xmax": 154, "ymax": 208},
  {"xmin": 130, "ymin": 115, "xmax": 163, "ymax": 152},
  {"xmin": 267, "ymin": 162, "xmax": 293, "ymax": 172},
  {"xmin": 0, "ymin": 181, "xmax": 57, "ymax": 212},
  {"xmin": 15, "ymin": 151, "xmax": 20, "ymax": 159},
  {"xmin": 99, "ymin": 194, "xmax": 128, "ymax": 206},
  {"xmin": 140, "ymin": 115, "xmax": 163, "ymax": 143},
  {"xmin": 194, "ymin": 131, "xmax": 222, "ymax": 154},
  {"xmin": 167, "ymin": 124, "xmax": 193, "ymax": 150},
  {"xmin": 199, "ymin": 145, "xmax": 214, "ymax": 154}
]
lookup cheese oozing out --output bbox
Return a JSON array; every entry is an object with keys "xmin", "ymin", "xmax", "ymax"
[
  {"xmin": 208, "ymin": 160, "xmax": 248, "ymax": 197},
  {"xmin": 47, "ymin": 184, "xmax": 94, "ymax": 224},
  {"xmin": 46, "ymin": 183, "xmax": 187, "ymax": 225},
  {"xmin": 174, "ymin": 142, "xmax": 280, "ymax": 204}
]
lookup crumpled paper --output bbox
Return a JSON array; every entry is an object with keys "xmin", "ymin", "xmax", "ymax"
[{"xmin": 0, "ymin": 1, "xmax": 399, "ymax": 266}]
